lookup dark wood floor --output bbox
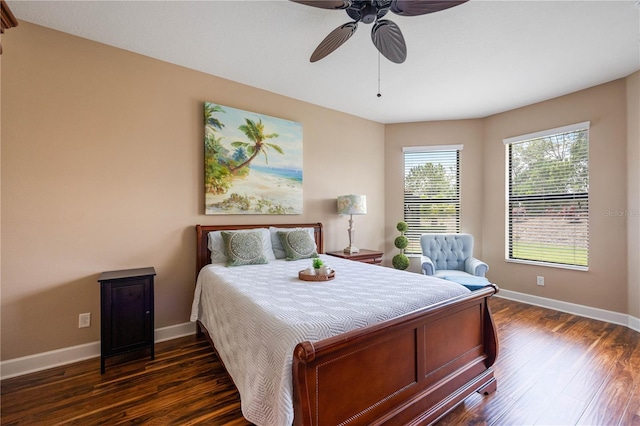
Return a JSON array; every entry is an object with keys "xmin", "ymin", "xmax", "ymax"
[{"xmin": 2, "ymin": 297, "xmax": 639, "ymax": 425}]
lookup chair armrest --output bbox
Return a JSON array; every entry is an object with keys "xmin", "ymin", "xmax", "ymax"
[
  {"xmin": 421, "ymin": 256, "xmax": 435, "ymax": 275},
  {"xmin": 465, "ymin": 257, "xmax": 489, "ymax": 277}
]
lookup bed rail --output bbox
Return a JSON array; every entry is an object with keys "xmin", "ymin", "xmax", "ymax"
[{"xmin": 292, "ymin": 285, "xmax": 499, "ymax": 426}]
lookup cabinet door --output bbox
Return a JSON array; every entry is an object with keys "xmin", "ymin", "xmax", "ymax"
[{"xmin": 107, "ymin": 279, "xmax": 152, "ymax": 352}]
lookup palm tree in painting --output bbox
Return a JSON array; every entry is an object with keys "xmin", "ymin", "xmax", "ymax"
[
  {"xmin": 232, "ymin": 146, "xmax": 248, "ymax": 163},
  {"xmin": 204, "ymin": 103, "xmax": 225, "ymax": 134},
  {"xmin": 204, "ymin": 133, "xmax": 233, "ymax": 194},
  {"xmin": 228, "ymin": 118, "xmax": 284, "ymax": 172},
  {"xmin": 205, "ymin": 133, "xmax": 226, "ymax": 158}
]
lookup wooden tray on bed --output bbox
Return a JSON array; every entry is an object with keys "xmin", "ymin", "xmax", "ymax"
[{"xmin": 298, "ymin": 270, "xmax": 335, "ymax": 282}]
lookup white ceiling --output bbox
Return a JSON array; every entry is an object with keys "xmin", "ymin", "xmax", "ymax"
[{"xmin": 8, "ymin": 0, "xmax": 640, "ymax": 124}]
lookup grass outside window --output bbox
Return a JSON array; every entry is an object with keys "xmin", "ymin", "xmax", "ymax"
[{"xmin": 511, "ymin": 241, "xmax": 588, "ymax": 267}]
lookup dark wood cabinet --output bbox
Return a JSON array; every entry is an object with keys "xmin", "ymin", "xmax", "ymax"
[
  {"xmin": 98, "ymin": 267, "xmax": 155, "ymax": 373},
  {"xmin": 326, "ymin": 249, "xmax": 383, "ymax": 265}
]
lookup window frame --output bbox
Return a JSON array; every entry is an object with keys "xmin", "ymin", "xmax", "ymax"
[
  {"xmin": 504, "ymin": 122, "xmax": 590, "ymax": 271},
  {"xmin": 402, "ymin": 145, "xmax": 462, "ymax": 255}
]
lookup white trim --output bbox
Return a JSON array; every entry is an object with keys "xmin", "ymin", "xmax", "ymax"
[
  {"xmin": 496, "ymin": 289, "xmax": 640, "ymax": 333},
  {"xmin": 503, "ymin": 121, "xmax": 590, "ymax": 145},
  {"xmin": 504, "ymin": 258, "xmax": 589, "ymax": 272},
  {"xmin": 0, "ymin": 341, "xmax": 101, "ymax": 381},
  {"xmin": 0, "ymin": 322, "xmax": 196, "ymax": 380},
  {"xmin": 155, "ymin": 321, "xmax": 198, "ymax": 343},
  {"xmin": 402, "ymin": 144, "xmax": 463, "ymax": 152}
]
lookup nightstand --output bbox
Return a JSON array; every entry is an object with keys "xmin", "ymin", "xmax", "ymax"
[
  {"xmin": 326, "ymin": 249, "xmax": 383, "ymax": 265},
  {"xmin": 98, "ymin": 267, "xmax": 155, "ymax": 374}
]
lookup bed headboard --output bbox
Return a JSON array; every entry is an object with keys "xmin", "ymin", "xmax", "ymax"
[{"xmin": 195, "ymin": 223, "xmax": 324, "ymax": 275}]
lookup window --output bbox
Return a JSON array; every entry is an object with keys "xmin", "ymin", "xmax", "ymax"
[
  {"xmin": 403, "ymin": 145, "xmax": 461, "ymax": 255},
  {"xmin": 505, "ymin": 122, "xmax": 589, "ymax": 269}
]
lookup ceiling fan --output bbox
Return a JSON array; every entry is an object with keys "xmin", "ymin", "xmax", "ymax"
[{"xmin": 291, "ymin": 0, "xmax": 468, "ymax": 64}]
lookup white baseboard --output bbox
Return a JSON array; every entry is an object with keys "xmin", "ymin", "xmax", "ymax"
[
  {"xmin": 154, "ymin": 321, "xmax": 197, "ymax": 343},
  {"xmin": 3, "ymin": 297, "xmax": 638, "ymax": 380},
  {"xmin": 629, "ymin": 315, "xmax": 640, "ymax": 332},
  {"xmin": 496, "ymin": 289, "xmax": 640, "ymax": 333},
  {"xmin": 0, "ymin": 322, "xmax": 196, "ymax": 380}
]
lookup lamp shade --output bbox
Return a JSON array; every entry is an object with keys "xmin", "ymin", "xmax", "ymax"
[{"xmin": 337, "ymin": 194, "xmax": 367, "ymax": 215}]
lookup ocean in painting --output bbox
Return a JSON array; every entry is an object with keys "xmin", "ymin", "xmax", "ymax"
[{"xmin": 250, "ymin": 165, "xmax": 303, "ymax": 182}]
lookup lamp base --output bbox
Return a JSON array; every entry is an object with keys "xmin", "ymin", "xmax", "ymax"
[
  {"xmin": 344, "ymin": 215, "xmax": 359, "ymax": 254},
  {"xmin": 344, "ymin": 245, "xmax": 360, "ymax": 254}
]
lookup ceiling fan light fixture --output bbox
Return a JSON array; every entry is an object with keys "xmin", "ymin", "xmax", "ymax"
[{"xmin": 360, "ymin": 3, "xmax": 377, "ymax": 24}]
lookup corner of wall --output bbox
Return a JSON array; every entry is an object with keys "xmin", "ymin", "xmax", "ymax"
[{"xmin": 627, "ymin": 71, "xmax": 640, "ymax": 318}]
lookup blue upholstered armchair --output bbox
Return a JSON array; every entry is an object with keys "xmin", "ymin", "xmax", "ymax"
[{"xmin": 420, "ymin": 233, "xmax": 488, "ymax": 279}]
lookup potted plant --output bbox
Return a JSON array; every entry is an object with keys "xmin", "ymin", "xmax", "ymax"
[
  {"xmin": 313, "ymin": 257, "xmax": 329, "ymax": 275},
  {"xmin": 392, "ymin": 221, "xmax": 410, "ymax": 270}
]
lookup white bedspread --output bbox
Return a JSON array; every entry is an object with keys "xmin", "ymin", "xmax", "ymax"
[{"xmin": 190, "ymin": 255, "xmax": 469, "ymax": 426}]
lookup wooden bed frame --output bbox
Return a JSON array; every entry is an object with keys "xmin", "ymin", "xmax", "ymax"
[{"xmin": 195, "ymin": 223, "xmax": 499, "ymax": 425}]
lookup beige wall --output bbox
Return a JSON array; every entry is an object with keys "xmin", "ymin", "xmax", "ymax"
[
  {"xmin": 1, "ymin": 23, "xmax": 385, "ymax": 360},
  {"xmin": 384, "ymin": 120, "xmax": 485, "ymax": 270},
  {"xmin": 385, "ymin": 79, "xmax": 632, "ymax": 315},
  {"xmin": 627, "ymin": 71, "xmax": 640, "ymax": 318},
  {"xmin": 482, "ymin": 80, "xmax": 629, "ymax": 313},
  {"xmin": 2, "ymin": 21, "xmax": 637, "ymax": 363}
]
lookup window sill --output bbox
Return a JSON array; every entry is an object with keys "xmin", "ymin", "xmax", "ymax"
[{"xmin": 505, "ymin": 258, "xmax": 588, "ymax": 272}]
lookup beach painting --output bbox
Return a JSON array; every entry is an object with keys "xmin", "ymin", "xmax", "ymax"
[{"xmin": 204, "ymin": 102, "xmax": 303, "ymax": 214}]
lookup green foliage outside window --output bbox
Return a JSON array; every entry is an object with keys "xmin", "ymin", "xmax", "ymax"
[
  {"xmin": 507, "ymin": 126, "xmax": 589, "ymax": 268},
  {"xmin": 403, "ymin": 149, "xmax": 460, "ymax": 254}
]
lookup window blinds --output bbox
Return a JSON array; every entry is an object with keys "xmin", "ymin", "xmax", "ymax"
[
  {"xmin": 505, "ymin": 122, "xmax": 589, "ymax": 268},
  {"xmin": 403, "ymin": 146, "xmax": 461, "ymax": 255}
]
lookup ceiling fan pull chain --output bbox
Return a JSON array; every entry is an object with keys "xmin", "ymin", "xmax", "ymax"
[{"xmin": 377, "ymin": 51, "xmax": 382, "ymax": 98}]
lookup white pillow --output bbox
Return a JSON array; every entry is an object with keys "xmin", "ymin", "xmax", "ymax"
[
  {"xmin": 208, "ymin": 228, "xmax": 275, "ymax": 264},
  {"xmin": 269, "ymin": 227, "xmax": 316, "ymax": 259}
]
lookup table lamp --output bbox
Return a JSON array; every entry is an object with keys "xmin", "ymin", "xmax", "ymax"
[{"xmin": 337, "ymin": 194, "xmax": 367, "ymax": 254}]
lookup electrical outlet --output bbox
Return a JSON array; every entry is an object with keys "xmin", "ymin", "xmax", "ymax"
[
  {"xmin": 78, "ymin": 313, "xmax": 91, "ymax": 328},
  {"xmin": 536, "ymin": 276, "xmax": 545, "ymax": 286}
]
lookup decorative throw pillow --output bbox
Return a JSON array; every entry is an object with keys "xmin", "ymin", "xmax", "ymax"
[
  {"xmin": 209, "ymin": 228, "xmax": 275, "ymax": 264},
  {"xmin": 221, "ymin": 231, "xmax": 269, "ymax": 267},
  {"xmin": 277, "ymin": 229, "xmax": 318, "ymax": 260},
  {"xmin": 270, "ymin": 227, "xmax": 316, "ymax": 259}
]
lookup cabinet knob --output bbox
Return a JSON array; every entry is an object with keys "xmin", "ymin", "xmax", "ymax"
[{"xmin": 146, "ymin": 311, "xmax": 150, "ymax": 315}]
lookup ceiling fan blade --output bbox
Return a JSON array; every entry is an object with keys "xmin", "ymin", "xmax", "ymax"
[
  {"xmin": 290, "ymin": 0, "xmax": 351, "ymax": 10},
  {"xmin": 371, "ymin": 19, "xmax": 406, "ymax": 64},
  {"xmin": 390, "ymin": 0, "xmax": 468, "ymax": 16},
  {"xmin": 310, "ymin": 21, "xmax": 358, "ymax": 62}
]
